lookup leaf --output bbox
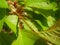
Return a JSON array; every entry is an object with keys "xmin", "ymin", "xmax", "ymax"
[
  {"xmin": 33, "ymin": 8, "xmax": 56, "ymax": 27},
  {"xmin": 40, "ymin": 20, "xmax": 60, "ymax": 45},
  {"xmin": 47, "ymin": 16, "xmax": 56, "ymax": 27},
  {"xmin": 23, "ymin": 19, "xmax": 38, "ymax": 32},
  {"xmin": 25, "ymin": 0, "xmax": 58, "ymax": 11},
  {"xmin": 11, "ymin": 29, "xmax": 39, "ymax": 45},
  {"xmin": 0, "ymin": 8, "xmax": 7, "ymax": 31},
  {"xmin": 0, "ymin": 0, "xmax": 8, "ymax": 8},
  {"xmin": 0, "ymin": 31, "xmax": 17, "ymax": 45},
  {"xmin": 5, "ymin": 15, "xmax": 18, "ymax": 35},
  {"xmin": 24, "ymin": 6, "xmax": 60, "ymax": 45},
  {"xmin": 25, "ymin": 7, "xmax": 56, "ymax": 30}
]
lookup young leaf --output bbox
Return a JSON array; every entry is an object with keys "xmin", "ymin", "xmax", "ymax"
[{"xmin": 5, "ymin": 15, "xmax": 18, "ymax": 35}]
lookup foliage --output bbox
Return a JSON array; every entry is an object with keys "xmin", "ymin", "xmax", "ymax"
[{"xmin": 0, "ymin": 0, "xmax": 60, "ymax": 45}]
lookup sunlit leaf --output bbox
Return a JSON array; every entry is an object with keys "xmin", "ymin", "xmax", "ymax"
[
  {"xmin": 0, "ymin": 0, "xmax": 8, "ymax": 8},
  {"xmin": 5, "ymin": 15, "xmax": 18, "ymax": 35},
  {"xmin": 25, "ymin": 0, "xmax": 58, "ymax": 11},
  {"xmin": 11, "ymin": 29, "xmax": 39, "ymax": 45},
  {"xmin": 0, "ymin": 0, "xmax": 60, "ymax": 45}
]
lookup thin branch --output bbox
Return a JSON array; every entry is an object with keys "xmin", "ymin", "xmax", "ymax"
[{"xmin": 7, "ymin": 0, "xmax": 55, "ymax": 43}]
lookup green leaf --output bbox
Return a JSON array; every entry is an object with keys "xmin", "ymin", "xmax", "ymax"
[
  {"xmin": 25, "ymin": 0, "xmax": 58, "ymax": 11},
  {"xmin": 40, "ymin": 20, "xmax": 60, "ymax": 45},
  {"xmin": 47, "ymin": 16, "xmax": 56, "ymax": 27},
  {"xmin": 0, "ymin": 0, "xmax": 8, "ymax": 8},
  {"xmin": 5, "ymin": 15, "xmax": 18, "ymax": 35},
  {"xmin": 11, "ymin": 29, "xmax": 39, "ymax": 45},
  {"xmin": 23, "ymin": 19, "xmax": 38, "ymax": 31},
  {"xmin": 0, "ymin": 8, "xmax": 7, "ymax": 31},
  {"xmin": 34, "ymin": 9, "xmax": 56, "ymax": 27},
  {"xmin": 25, "ymin": 7, "xmax": 56, "ymax": 30},
  {"xmin": 0, "ymin": 31, "xmax": 17, "ymax": 45},
  {"xmin": 0, "ymin": 16, "xmax": 6, "ymax": 31}
]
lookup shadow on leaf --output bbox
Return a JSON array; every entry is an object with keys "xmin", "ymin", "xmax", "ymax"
[
  {"xmin": 0, "ymin": 31, "xmax": 17, "ymax": 45},
  {"xmin": 34, "ymin": 38, "xmax": 55, "ymax": 45}
]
